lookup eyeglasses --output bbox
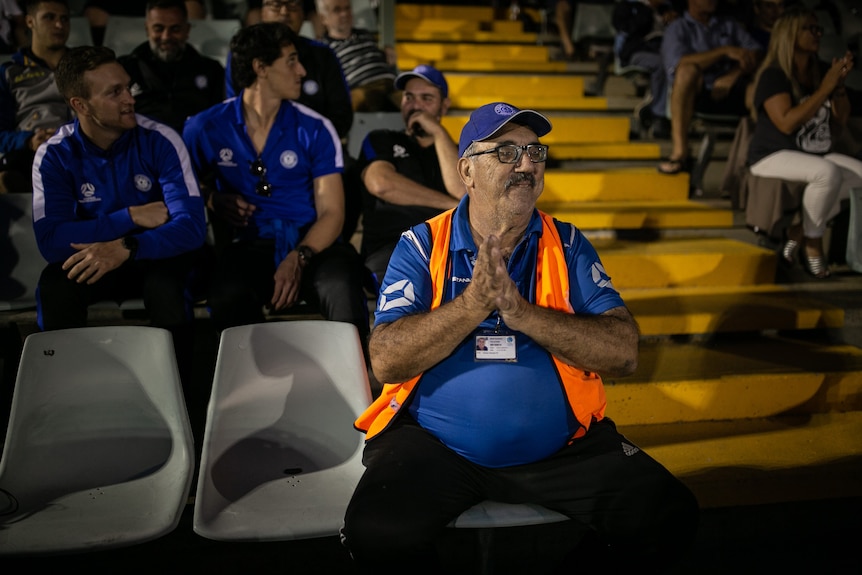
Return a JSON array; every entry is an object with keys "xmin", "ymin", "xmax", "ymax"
[
  {"xmin": 802, "ymin": 24, "xmax": 824, "ymax": 35},
  {"xmin": 263, "ymin": 0, "xmax": 302, "ymax": 12},
  {"xmin": 249, "ymin": 158, "xmax": 273, "ymax": 197},
  {"xmin": 465, "ymin": 144, "xmax": 549, "ymax": 164}
]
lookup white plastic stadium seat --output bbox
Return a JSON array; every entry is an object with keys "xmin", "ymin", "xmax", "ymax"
[
  {"xmin": 194, "ymin": 320, "xmax": 372, "ymax": 541},
  {"xmin": 0, "ymin": 326, "xmax": 194, "ymax": 554}
]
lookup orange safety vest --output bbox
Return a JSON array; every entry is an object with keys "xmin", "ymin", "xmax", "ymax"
[{"xmin": 355, "ymin": 208, "xmax": 606, "ymax": 441}]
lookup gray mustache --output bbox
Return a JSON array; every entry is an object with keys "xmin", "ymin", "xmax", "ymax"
[{"xmin": 506, "ymin": 173, "xmax": 535, "ymax": 187}]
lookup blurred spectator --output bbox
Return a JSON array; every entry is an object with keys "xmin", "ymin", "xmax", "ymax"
[
  {"xmin": 33, "ymin": 45, "xmax": 206, "ymax": 382},
  {"xmin": 613, "ymin": 0, "xmax": 679, "ymax": 138},
  {"xmin": 357, "ymin": 65, "xmax": 463, "ymax": 283},
  {"xmin": 0, "ymin": 0, "xmax": 27, "ymax": 53},
  {"xmin": 0, "ymin": 0, "xmax": 74, "ymax": 194},
  {"xmin": 183, "ymin": 22, "xmax": 369, "ymax": 341},
  {"xmin": 553, "ymin": 0, "xmax": 576, "ymax": 60},
  {"xmin": 246, "ymin": 0, "xmax": 321, "ymax": 37},
  {"xmin": 748, "ymin": 0, "xmax": 786, "ymax": 48},
  {"xmin": 226, "ymin": 0, "xmax": 353, "ymax": 139},
  {"xmin": 316, "ymin": 0, "xmax": 397, "ymax": 112},
  {"xmin": 658, "ymin": 0, "xmax": 762, "ymax": 174},
  {"xmin": 118, "ymin": 0, "xmax": 224, "ymax": 133},
  {"xmin": 83, "ymin": 0, "xmax": 205, "ymax": 45}
]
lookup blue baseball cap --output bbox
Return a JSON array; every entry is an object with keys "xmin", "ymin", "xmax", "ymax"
[
  {"xmin": 458, "ymin": 102, "xmax": 552, "ymax": 157},
  {"xmin": 394, "ymin": 65, "xmax": 448, "ymax": 99}
]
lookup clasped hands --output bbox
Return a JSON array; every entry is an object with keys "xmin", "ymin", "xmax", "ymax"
[{"xmin": 462, "ymin": 234, "xmax": 528, "ymax": 326}]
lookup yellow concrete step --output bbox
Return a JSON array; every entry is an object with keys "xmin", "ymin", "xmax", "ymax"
[
  {"xmin": 396, "ymin": 42, "xmax": 552, "ymax": 64},
  {"xmin": 396, "ymin": 19, "xmax": 536, "ymax": 43},
  {"xmin": 445, "ymin": 74, "xmax": 588, "ymax": 99},
  {"xmin": 622, "ymin": 285, "xmax": 845, "ymax": 336},
  {"xmin": 542, "ymin": 169, "xmax": 690, "ymax": 202},
  {"xmin": 452, "ymin": 94, "xmax": 608, "ymax": 111},
  {"xmin": 594, "ymin": 237, "xmax": 777, "ymax": 289},
  {"xmin": 538, "ymin": 200, "xmax": 733, "ymax": 230},
  {"xmin": 549, "ymin": 143, "xmax": 661, "ymax": 160},
  {"xmin": 626, "ymin": 412, "xmax": 862, "ymax": 507},
  {"xmin": 611, "ymin": 335, "xmax": 862, "ymax": 425},
  {"xmin": 398, "ymin": 57, "xmax": 569, "ymax": 74},
  {"xmin": 396, "ymin": 4, "xmax": 496, "ymax": 21},
  {"xmin": 443, "ymin": 115, "xmax": 632, "ymax": 145}
]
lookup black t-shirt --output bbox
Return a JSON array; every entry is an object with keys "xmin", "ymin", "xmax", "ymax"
[
  {"xmin": 748, "ymin": 65, "xmax": 832, "ymax": 165},
  {"xmin": 359, "ymin": 130, "xmax": 449, "ymax": 257}
]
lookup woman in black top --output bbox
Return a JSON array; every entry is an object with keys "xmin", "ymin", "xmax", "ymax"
[{"xmin": 747, "ymin": 7, "xmax": 857, "ymax": 278}]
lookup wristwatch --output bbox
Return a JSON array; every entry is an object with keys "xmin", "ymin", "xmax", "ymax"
[
  {"xmin": 296, "ymin": 245, "xmax": 314, "ymax": 267},
  {"xmin": 122, "ymin": 235, "xmax": 139, "ymax": 261}
]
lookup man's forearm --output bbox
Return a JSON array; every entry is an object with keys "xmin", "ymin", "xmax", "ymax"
[
  {"xmin": 503, "ymin": 305, "xmax": 639, "ymax": 377},
  {"xmin": 365, "ymin": 165, "xmax": 459, "ymax": 209},
  {"xmin": 370, "ymin": 295, "xmax": 488, "ymax": 383}
]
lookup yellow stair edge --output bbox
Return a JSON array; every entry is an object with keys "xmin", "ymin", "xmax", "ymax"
[
  {"xmin": 610, "ymin": 334, "xmax": 862, "ymax": 422},
  {"xmin": 549, "ymin": 143, "xmax": 662, "ymax": 160},
  {"xmin": 396, "ymin": 43, "xmax": 552, "ymax": 61},
  {"xmin": 396, "ymin": 31, "xmax": 539, "ymax": 43},
  {"xmin": 451, "ymin": 95, "xmax": 608, "ymax": 110},
  {"xmin": 539, "ymin": 201, "xmax": 734, "ymax": 229},
  {"xmin": 543, "ymin": 169, "xmax": 690, "ymax": 202},
  {"xmin": 443, "ymin": 116, "xmax": 632, "ymax": 145},
  {"xmin": 622, "ymin": 285, "xmax": 844, "ymax": 335},
  {"xmin": 445, "ymin": 74, "xmax": 587, "ymax": 98},
  {"xmin": 607, "ymin": 372, "xmax": 829, "ymax": 426},
  {"xmin": 396, "ymin": 5, "xmax": 495, "ymax": 20},
  {"xmin": 593, "ymin": 237, "xmax": 777, "ymax": 289},
  {"xmin": 623, "ymin": 412, "xmax": 862, "ymax": 508},
  {"xmin": 397, "ymin": 58, "xmax": 569, "ymax": 74}
]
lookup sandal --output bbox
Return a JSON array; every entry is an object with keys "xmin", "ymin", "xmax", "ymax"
[
  {"xmin": 781, "ymin": 239, "xmax": 798, "ymax": 265},
  {"xmin": 657, "ymin": 158, "xmax": 689, "ymax": 175},
  {"xmin": 803, "ymin": 255, "xmax": 831, "ymax": 279}
]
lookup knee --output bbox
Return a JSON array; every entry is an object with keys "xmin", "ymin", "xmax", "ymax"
[
  {"xmin": 673, "ymin": 63, "xmax": 702, "ymax": 91},
  {"xmin": 810, "ymin": 160, "xmax": 842, "ymax": 188}
]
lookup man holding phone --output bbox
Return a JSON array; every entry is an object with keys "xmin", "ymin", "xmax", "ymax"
[{"xmin": 357, "ymin": 65, "xmax": 463, "ymax": 283}]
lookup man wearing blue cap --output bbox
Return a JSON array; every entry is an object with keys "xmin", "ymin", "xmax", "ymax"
[
  {"xmin": 343, "ymin": 102, "xmax": 698, "ymax": 573},
  {"xmin": 357, "ymin": 64, "xmax": 463, "ymax": 283}
]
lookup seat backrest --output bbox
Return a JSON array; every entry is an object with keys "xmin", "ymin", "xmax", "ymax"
[
  {"xmin": 0, "ymin": 194, "xmax": 40, "ymax": 311},
  {"xmin": 194, "ymin": 320, "xmax": 372, "ymax": 541},
  {"xmin": 0, "ymin": 326, "xmax": 194, "ymax": 554},
  {"xmin": 347, "ymin": 111, "xmax": 404, "ymax": 159},
  {"xmin": 572, "ymin": 2, "xmax": 615, "ymax": 43},
  {"xmin": 352, "ymin": 0, "xmax": 378, "ymax": 32},
  {"xmin": 67, "ymin": 16, "xmax": 94, "ymax": 47},
  {"xmin": 188, "ymin": 18, "xmax": 241, "ymax": 67},
  {"xmin": 103, "ymin": 16, "xmax": 147, "ymax": 58}
]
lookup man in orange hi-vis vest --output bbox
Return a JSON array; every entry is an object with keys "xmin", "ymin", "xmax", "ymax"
[{"xmin": 342, "ymin": 102, "xmax": 699, "ymax": 574}]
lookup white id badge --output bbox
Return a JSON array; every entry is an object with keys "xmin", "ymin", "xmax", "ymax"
[{"xmin": 475, "ymin": 333, "xmax": 518, "ymax": 361}]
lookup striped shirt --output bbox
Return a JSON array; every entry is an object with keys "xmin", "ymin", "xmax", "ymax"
[{"xmin": 322, "ymin": 28, "xmax": 395, "ymax": 90}]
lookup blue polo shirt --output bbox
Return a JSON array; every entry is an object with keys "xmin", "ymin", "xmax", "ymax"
[
  {"xmin": 375, "ymin": 197, "xmax": 625, "ymax": 467},
  {"xmin": 661, "ymin": 11, "xmax": 761, "ymax": 90},
  {"xmin": 183, "ymin": 96, "xmax": 342, "ymax": 243}
]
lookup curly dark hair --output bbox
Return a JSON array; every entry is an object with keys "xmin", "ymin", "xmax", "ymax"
[{"xmin": 230, "ymin": 22, "xmax": 301, "ymax": 90}]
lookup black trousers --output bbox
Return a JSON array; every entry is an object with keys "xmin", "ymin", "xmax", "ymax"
[
  {"xmin": 343, "ymin": 414, "xmax": 699, "ymax": 574},
  {"xmin": 207, "ymin": 240, "xmax": 369, "ymax": 339},
  {"xmin": 36, "ymin": 252, "xmax": 199, "ymax": 389},
  {"xmin": 37, "ymin": 253, "xmax": 196, "ymax": 330}
]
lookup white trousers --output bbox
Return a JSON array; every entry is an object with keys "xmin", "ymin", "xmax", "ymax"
[{"xmin": 749, "ymin": 150, "xmax": 862, "ymax": 238}]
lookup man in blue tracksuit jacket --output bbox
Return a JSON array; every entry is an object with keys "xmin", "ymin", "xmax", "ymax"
[{"xmin": 32, "ymin": 45, "xmax": 206, "ymax": 379}]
